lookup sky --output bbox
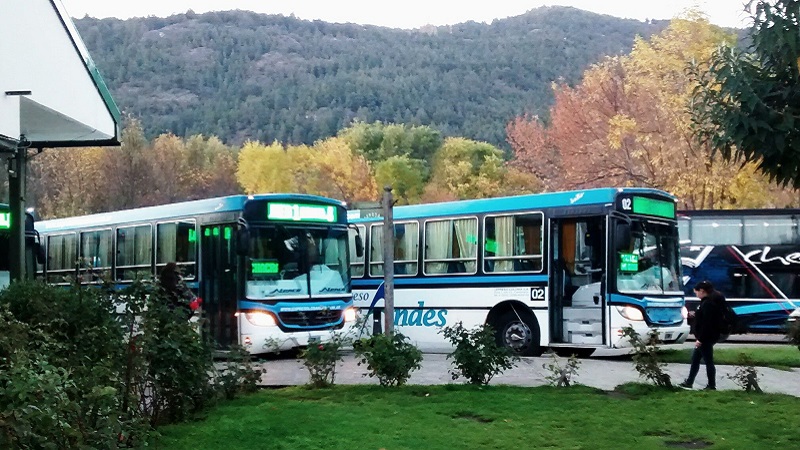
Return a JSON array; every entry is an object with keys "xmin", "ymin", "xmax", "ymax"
[{"xmin": 59, "ymin": 0, "xmax": 751, "ymax": 29}]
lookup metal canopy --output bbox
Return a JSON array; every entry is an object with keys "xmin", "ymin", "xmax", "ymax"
[
  {"xmin": 1, "ymin": 0, "xmax": 120, "ymax": 148},
  {"xmin": 1, "ymin": 0, "xmax": 121, "ymax": 281}
]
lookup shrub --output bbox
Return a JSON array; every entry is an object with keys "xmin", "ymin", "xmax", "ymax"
[
  {"xmin": 301, "ymin": 332, "xmax": 349, "ymax": 388},
  {"xmin": 542, "ymin": 351, "xmax": 581, "ymax": 387},
  {"xmin": 0, "ymin": 279, "xmax": 225, "ymax": 448},
  {"xmin": 787, "ymin": 319, "xmax": 800, "ymax": 351},
  {"xmin": 621, "ymin": 327, "xmax": 672, "ymax": 388},
  {"xmin": 355, "ymin": 332, "xmax": 423, "ymax": 386},
  {"xmin": 0, "ymin": 282, "xmax": 135, "ymax": 448},
  {"xmin": 727, "ymin": 353, "xmax": 762, "ymax": 393},
  {"xmin": 137, "ymin": 289, "xmax": 216, "ymax": 425},
  {"xmin": 441, "ymin": 322, "xmax": 519, "ymax": 385},
  {"xmin": 217, "ymin": 345, "xmax": 266, "ymax": 400}
]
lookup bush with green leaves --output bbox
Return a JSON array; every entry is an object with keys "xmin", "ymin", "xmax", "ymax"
[
  {"xmin": 727, "ymin": 353, "xmax": 762, "ymax": 393},
  {"xmin": 217, "ymin": 344, "xmax": 266, "ymax": 400},
  {"xmin": 621, "ymin": 326, "xmax": 672, "ymax": 388},
  {"xmin": 441, "ymin": 322, "xmax": 519, "ymax": 385},
  {"xmin": 0, "ymin": 278, "xmax": 253, "ymax": 449},
  {"xmin": 301, "ymin": 332, "xmax": 350, "ymax": 388},
  {"xmin": 787, "ymin": 319, "xmax": 800, "ymax": 351},
  {"xmin": 355, "ymin": 332, "xmax": 423, "ymax": 386},
  {"xmin": 542, "ymin": 351, "xmax": 581, "ymax": 387},
  {"xmin": 0, "ymin": 281, "xmax": 134, "ymax": 449}
]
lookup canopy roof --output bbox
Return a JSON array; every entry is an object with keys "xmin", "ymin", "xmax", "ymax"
[{"xmin": 0, "ymin": 0, "xmax": 120, "ymax": 150}]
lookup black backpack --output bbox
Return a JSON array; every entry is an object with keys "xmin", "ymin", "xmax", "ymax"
[{"xmin": 717, "ymin": 303, "xmax": 738, "ymax": 342}]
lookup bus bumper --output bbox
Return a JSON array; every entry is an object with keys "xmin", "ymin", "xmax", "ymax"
[
  {"xmin": 608, "ymin": 322, "xmax": 691, "ymax": 348},
  {"xmin": 241, "ymin": 320, "xmax": 360, "ymax": 354}
]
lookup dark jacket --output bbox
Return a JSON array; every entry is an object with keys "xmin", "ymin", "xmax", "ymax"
[{"xmin": 693, "ymin": 291, "xmax": 726, "ymax": 343}]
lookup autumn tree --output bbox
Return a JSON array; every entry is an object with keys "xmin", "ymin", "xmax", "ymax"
[
  {"xmin": 236, "ymin": 138, "xmax": 378, "ymax": 204},
  {"xmin": 508, "ymin": 15, "xmax": 796, "ymax": 209},
  {"xmin": 27, "ymin": 147, "xmax": 108, "ymax": 218},
  {"xmin": 96, "ymin": 118, "xmax": 153, "ymax": 211},
  {"xmin": 303, "ymin": 137, "xmax": 378, "ymax": 204},
  {"xmin": 691, "ymin": 0, "xmax": 800, "ymax": 189},
  {"xmin": 236, "ymin": 141, "xmax": 304, "ymax": 193},
  {"xmin": 183, "ymin": 134, "xmax": 241, "ymax": 199}
]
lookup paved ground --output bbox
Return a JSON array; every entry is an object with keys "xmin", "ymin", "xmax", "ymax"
[{"xmin": 258, "ymin": 341, "xmax": 800, "ymax": 397}]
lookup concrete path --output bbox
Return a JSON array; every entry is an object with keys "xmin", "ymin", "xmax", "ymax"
[{"xmin": 259, "ymin": 348, "xmax": 800, "ymax": 397}]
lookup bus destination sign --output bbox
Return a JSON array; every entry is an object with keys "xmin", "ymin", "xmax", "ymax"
[
  {"xmin": 251, "ymin": 261, "xmax": 280, "ymax": 275},
  {"xmin": 618, "ymin": 195, "xmax": 675, "ymax": 220},
  {"xmin": 0, "ymin": 212, "xmax": 10, "ymax": 230},
  {"xmin": 267, "ymin": 202, "xmax": 338, "ymax": 223}
]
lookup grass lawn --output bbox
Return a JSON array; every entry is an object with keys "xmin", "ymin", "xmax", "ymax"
[
  {"xmin": 657, "ymin": 345, "xmax": 800, "ymax": 370},
  {"xmin": 156, "ymin": 384, "xmax": 798, "ymax": 449}
]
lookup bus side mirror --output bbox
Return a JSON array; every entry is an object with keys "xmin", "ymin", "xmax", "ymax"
[
  {"xmin": 615, "ymin": 223, "xmax": 631, "ymax": 252},
  {"xmin": 355, "ymin": 234, "xmax": 364, "ymax": 258}
]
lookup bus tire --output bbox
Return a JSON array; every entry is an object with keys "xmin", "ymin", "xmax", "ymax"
[{"xmin": 494, "ymin": 310, "xmax": 542, "ymax": 357}]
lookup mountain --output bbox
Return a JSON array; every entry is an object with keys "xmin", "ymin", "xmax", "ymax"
[{"xmin": 74, "ymin": 6, "xmax": 666, "ymax": 149}]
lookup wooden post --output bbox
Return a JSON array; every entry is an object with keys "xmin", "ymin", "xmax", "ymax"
[{"xmin": 382, "ymin": 186, "xmax": 394, "ymax": 336}]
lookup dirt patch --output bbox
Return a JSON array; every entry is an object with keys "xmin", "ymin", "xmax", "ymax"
[
  {"xmin": 451, "ymin": 412, "xmax": 494, "ymax": 423},
  {"xmin": 664, "ymin": 439, "xmax": 712, "ymax": 448}
]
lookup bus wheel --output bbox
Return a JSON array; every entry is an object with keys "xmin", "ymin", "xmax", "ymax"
[{"xmin": 494, "ymin": 311, "xmax": 542, "ymax": 357}]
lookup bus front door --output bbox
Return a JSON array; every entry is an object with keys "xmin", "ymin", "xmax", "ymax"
[
  {"xmin": 550, "ymin": 217, "xmax": 606, "ymax": 347},
  {"xmin": 201, "ymin": 224, "xmax": 238, "ymax": 349}
]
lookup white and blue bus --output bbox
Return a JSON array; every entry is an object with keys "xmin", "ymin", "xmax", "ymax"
[
  {"xmin": 679, "ymin": 208, "xmax": 800, "ymax": 333},
  {"xmin": 348, "ymin": 188, "xmax": 690, "ymax": 356},
  {"xmin": 35, "ymin": 194, "xmax": 359, "ymax": 354}
]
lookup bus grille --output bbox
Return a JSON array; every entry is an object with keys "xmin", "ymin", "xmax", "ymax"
[
  {"xmin": 279, "ymin": 310, "xmax": 342, "ymax": 328},
  {"xmin": 645, "ymin": 307, "xmax": 684, "ymax": 326}
]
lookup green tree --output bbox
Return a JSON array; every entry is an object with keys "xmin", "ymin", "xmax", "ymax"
[
  {"xmin": 374, "ymin": 155, "xmax": 426, "ymax": 205},
  {"xmin": 425, "ymin": 137, "xmax": 537, "ymax": 200},
  {"xmin": 691, "ymin": 0, "xmax": 800, "ymax": 189}
]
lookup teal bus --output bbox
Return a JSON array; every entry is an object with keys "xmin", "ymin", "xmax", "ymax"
[
  {"xmin": 35, "ymin": 194, "xmax": 359, "ymax": 354},
  {"xmin": 349, "ymin": 188, "xmax": 690, "ymax": 356},
  {"xmin": 0, "ymin": 203, "xmax": 40, "ymax": 290}
]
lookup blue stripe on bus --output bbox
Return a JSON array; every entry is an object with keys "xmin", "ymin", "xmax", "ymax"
[
  {"xmin": 239, "ymin": 299, "xmax": 353, "ymax": 311},
  {"xmin": 730, "ymin": 302, "xmax": 797, "ymax": 316},
  {"xmin": 352, "ymin": 274, "xmax": 549, "ymax": 287},
  {"xmin": 350, "ymin": 187, "xmax": 674, "ymax": 221}
]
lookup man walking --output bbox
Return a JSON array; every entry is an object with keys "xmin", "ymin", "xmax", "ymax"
[{"xmin": 679, "ymin": 280, "xmax": 726, "ymax": 390}]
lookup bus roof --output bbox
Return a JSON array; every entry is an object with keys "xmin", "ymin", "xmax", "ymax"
[
  {"xmin": 35, "ymin": 193, "xmax": 345, "ymax": 232},
  {"xmin": 350, "ymin": 187, "xmax": 675, "ymax": 221},
  {"xmin": 679, "ymin": 208, "xmax": 800, "ymax": 218}
]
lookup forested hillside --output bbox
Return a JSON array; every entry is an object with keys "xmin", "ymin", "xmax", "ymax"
[{"xmin": 75, "ymin": 7, "xmax": 665, "ymax": 148}]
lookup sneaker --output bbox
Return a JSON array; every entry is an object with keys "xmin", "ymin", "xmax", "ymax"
[
  {"xmin": 702, "ymin": 386, "xmax": 716, "ymax": 391},
  {"xmin": 677, "ymin": 381, "xmax": 693, "ymax": 390}
]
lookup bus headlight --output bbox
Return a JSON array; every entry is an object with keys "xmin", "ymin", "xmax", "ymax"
[
  {"xmin": 245, "ymin": 311, "xmax": 277, "ymax": 327},
  {"xmin": 616, "ymin": 306, "xmax": 645, "ymax": 321},
  {"xmin": 344, "ymin": 308, "xmax": 357, "ymax": 323},
  {"xmin": 681, "ymin": 306, "xmax": 689, "ymax": 320}
]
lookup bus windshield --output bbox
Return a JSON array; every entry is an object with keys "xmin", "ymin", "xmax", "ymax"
[
  {"xmin": 246, "ymin": 226, "xmax": 349, "ymax": 300},
  {"xmin": 616, "ymin": 220, "xmax": 682, "ymax": 295}
]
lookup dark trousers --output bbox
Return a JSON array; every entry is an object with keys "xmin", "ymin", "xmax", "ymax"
[{"xmin": 686, "ymin": 341, "xmax": 716, "ymax": 387}]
